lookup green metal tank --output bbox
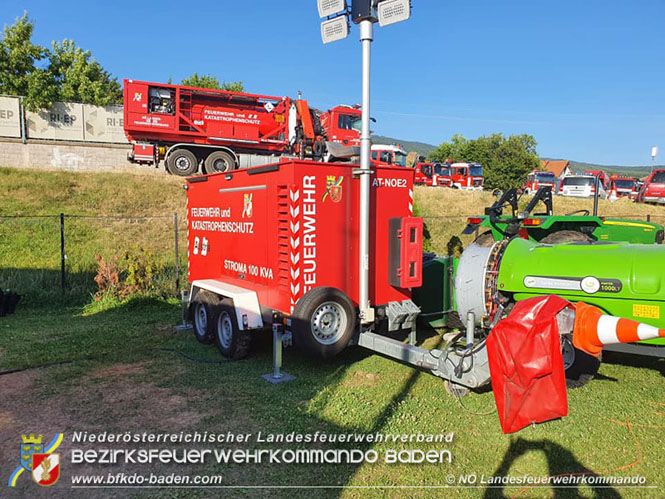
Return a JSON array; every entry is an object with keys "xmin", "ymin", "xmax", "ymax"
[{"xmin": 496, "ymin": 238, "xmax": 665, "ymax": 344}]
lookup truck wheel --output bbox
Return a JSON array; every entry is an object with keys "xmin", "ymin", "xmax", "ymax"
[
  {"xmin": 562, "ymin": 336, "xmax": 601, "ymax": 388},
  {"xmin": 204, "ymin": 151, "xmax": 236, "ymax": 174},
  {"xmin": 540, "ymin": 230, "xmax": 591, "ymax": 244},
  {"xmin": 292, "ymin": 287, "xmax": 356, "ymax": 358},
  {"xmin": 167, "ymin": 149, "xmax": 198, "ymax": 176},
  {"xmin": 191, "ymin": 291, "xmax": 218, "ymax": 344},
  {"xmin": 214, "ymin": 302, "xmax": 251, "ymax": 360}
]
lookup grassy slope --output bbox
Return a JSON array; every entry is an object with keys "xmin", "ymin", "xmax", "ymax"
[
  {"xmin": 1, "ymin": 168, "xmax": 665, "ymax": 495},
  {"xmin": 0, "ymin": 168, "xmax": 188, "ymax": 303}
]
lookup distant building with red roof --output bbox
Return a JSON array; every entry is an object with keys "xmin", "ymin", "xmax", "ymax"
[{"xmin": 540, "ymin": 159, "xmax": 572, "ymax": 180}]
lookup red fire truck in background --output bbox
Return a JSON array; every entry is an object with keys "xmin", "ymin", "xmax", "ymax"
[
  {"xmin": 609, "ymin": 175, "xmax": 638, "ymax": 198},
  {"xmin": 450, "ymin": 162, "xmax": 484, "ymax": 190},
  {"xmin": 370, "ymin": 144, "xmax": 408, "ymax": 167},
  {"xmin": 123, "ymin": 79, "xmax": 361, "ymax": 176},
  {"xmin": 413, "ymin": 162, "xmax": 453, "ymax": 187},
  {"xmin": 523, "ymin": 170, "xmax": 557, "ymax": 195}
]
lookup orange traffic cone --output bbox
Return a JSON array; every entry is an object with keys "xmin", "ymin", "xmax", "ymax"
[{"xmin": 573, "ymin": 302, "xmax": 665, "ymax": 357}]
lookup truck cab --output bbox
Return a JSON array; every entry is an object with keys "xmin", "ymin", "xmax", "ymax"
[
  {"xmin": 608, "ymin": 175, "xmax": 637, "ymax": 198},
  {"xmin": 318, "ymin": 106, "xmax": 362, "ymax": 160},
  {"xmin": 450, "ymin": 162, "xmax": 484, "ymax": 190},
  {"xmin": 413, "ymin": 162, "xmax": 435, "ymax": 185},
  {"xmin": 523, "ymin": 170, "xmax": 557, "ymax": 195},
  {"xmin": 370, "ymin": 144, "xmax": 408, "ymax": 167}
]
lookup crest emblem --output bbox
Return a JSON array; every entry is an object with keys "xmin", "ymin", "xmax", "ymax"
[
  {"xmin": 323, "ymin": 176, "xmax": 343, "ymax": 203},
  {"xmin": 133, "ymin": 92, "xmax": 142, "ymax": 102},
  {"xmin": 32, "ymin": 453, "xmax": 60, "ymax": 487},
  {"xmin": 9, "ymin": 433, "xmax": 63, "ymax": 488},
  {"xmin": 242, "ymin": 193, "xmax": 253, "ymax": 218},
  {"xmin": 20, "ymin": 434, "xmax": 43, "ymax": 472}
]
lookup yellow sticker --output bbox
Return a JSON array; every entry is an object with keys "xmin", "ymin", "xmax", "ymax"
[{"xmin": 633, "ymin": 304, "xmax": 660, "ymax": 319}]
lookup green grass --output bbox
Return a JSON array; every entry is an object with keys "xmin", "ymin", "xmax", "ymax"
[{"xmin": 1, "ymin": 298, "xmax": 664, "ymax": 497}]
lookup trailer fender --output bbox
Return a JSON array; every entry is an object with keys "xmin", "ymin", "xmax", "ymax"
[{"xmin": 190, "ymin": 280, "xmax": 263, "ymax": 331}]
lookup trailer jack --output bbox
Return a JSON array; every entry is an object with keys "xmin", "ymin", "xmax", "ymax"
[
  {"xmin": 357, "ymin": 332, "xmax": 491, "ymax": 392},
  {"xmin": 261, "ymin": 323, "xmax": 296, "ymax": 384}
]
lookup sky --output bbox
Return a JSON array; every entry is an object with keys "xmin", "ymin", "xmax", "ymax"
[{"xmin": 2, "ymin": 0, "xmax": 664, "ymax": 165}]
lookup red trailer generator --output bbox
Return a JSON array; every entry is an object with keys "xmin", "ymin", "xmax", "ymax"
[
  {"xmin": 186, "ymin": 159, "xmax": 423, "ymax": 360},
  {"xmin": 124, "ymin": 79, "xmax": 361, "ymax": 176}
]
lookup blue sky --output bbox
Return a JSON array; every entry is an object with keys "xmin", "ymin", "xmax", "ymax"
[{"xmin": 3, "ymin": 0, "xmax": 664, "ymax": 165}]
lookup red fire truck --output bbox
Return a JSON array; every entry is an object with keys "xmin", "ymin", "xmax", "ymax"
[
  {"xmin": 523, "ymin": 170, "xmax": 557, "ymax": 195},
  {"xmin": 123, "ymin": 79, "xmax": 361, "ymax": 176},
  {"xmin": 186, "ymin": 159, "xmax": 422, "ymax": 359},
  {"xmin": 413, "ymin": 162, "xmax": 453, "ymax": 187},
  {"xmin": 370, "ymin": 144, "xmax": 408, "ymax": 167},
  {"xmin": 450, "ymin": 162, "xmax": 484, "ymax": 190},
  {"xmin": 609, "ymin": 175, "xmax": 638, "ymax": 198}
]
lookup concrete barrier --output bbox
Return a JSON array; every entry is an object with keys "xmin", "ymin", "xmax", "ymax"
[{"xmin": 0, "ymin": 139, "xmax": 161, "ymax": 174}]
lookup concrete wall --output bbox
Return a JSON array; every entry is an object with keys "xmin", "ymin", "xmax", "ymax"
[{"xmin": 0, "ymin": 139, "xmax": 159, "ymax": 174}]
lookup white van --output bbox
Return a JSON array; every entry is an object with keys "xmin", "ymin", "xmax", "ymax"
[{"xmin": 559, "ymin": 175, "xmax": 607, "ymax": 199}]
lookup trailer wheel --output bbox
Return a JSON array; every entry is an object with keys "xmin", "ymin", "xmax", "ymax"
[
  {"xmin": 214, "ymin": 302, "xmax": 251, "ymax": 360},
  {"xmin": 191, "ymin": 291, "xmax": 218, "ymax": 344},
  {"xmin": 562, "ymin": 336, "xmax": 601, "ymax": 388},
  {"xmin": 167, "ymin": 149, "xmax": 198, "ymax": 176},
  {"xmin": 540, "ymin": 230, "xmax": 591, "ymax": 244},
  {"xmin": 204, "ymin": 151, "xmax": 236, "ymax": 174},
  {"xmin": 292, "ymin": 287, "xmax": 356, "ymax": 358}
]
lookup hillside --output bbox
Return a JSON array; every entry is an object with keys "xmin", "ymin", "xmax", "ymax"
[
  {"xmin": 372, "ymin": 135, "xmax": 437, "ymax": 157},
  {"xmin": 545, "ymin": 158, "xmax": 663, "ymax": 178}
]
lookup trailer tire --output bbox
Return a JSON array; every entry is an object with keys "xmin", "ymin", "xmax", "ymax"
[
  {"xmin": 191, "ymin": 291, "xmax": 218, "ymax": 344},
  {"xmin": 204, "ymin": 151, "xmax": 236, "ymax": 174},
  {"xmin": 292, "ymin": 287, "xmax": 356, "ymax": 358},
  {"xmin": 540, "ymin": 230, "xmax": 591, "ymax": 244},
  {"xmin": 562, "ymin": 337, "xmax": 601, "ymax": 388},
  {"xmin": 167, "ymin": 149, "xmax": 198, "ymax": 176},
  {"xmin": 214, "ymin": 302, "xmax": 251, "ymax": 360}
]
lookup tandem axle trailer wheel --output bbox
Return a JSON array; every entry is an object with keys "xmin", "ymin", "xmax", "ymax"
[
  {"xmin": 292, "ymin": 287, "xmax": 356, "ymax": 359},
  {"xmin": 191, "ymin": 291, "xmax": 218, "ymax": 344},
  {"xmin": 214, "ymin": 301, "xmax": 251, "ymax": 360}
]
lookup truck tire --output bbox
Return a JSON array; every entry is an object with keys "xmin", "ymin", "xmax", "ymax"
[
  {"xmin": 191, "ymin": 291, "xmax": 218, "ymax": 344},
  {"xmin": 540, "ymin": 230, "xmax": 591, "ymax": 244},
  {"xmin": 204, "ymin": 151, "xmax": 236, "ymax": 174},
  {"xmin": 562, "ymin": 336, "xmax": 601, "ymax": 388},
  {"xmin": 214, "ymin": 302, "xmax": 251, "ymax": 360},
  {"xmin": 166, "ymin": 149, "xmax": 198, "ymax": 176},
  {"xmin": 292, "ymin": 287, "xmax": 356, "ymax": 358}
]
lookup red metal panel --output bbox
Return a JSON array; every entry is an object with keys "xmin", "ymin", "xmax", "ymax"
[
  {"xmin": 186, "ymin": 160, "xmax": 417, "ymax": 315},
  {"xmin": 399, "ymin": 218, "xmax": 423, "ymax": 289}
]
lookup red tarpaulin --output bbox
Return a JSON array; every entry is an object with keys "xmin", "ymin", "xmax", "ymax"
[{"xmin": 487, "ymin": 295, "xmax": 570, "ymax": 433}]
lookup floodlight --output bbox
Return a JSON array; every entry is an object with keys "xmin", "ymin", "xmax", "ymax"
[
  {"xmin": 377, "ymin": 0, "xmax": 411, "ymax": 27},
  {"xmin": 318, "ymin": 0, "xmax": 347, "ymax": 18},
  {"xmin": 652, "ymin": 146, "xmax": 659, "ymax": 159},
  {"xmin": 321, "ymin": 16, "xmax": 350, "ymax": 44}
]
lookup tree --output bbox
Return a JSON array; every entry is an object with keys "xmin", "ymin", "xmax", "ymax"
[
  {"xmin": 49, "ymin": 39, "xmax": 122, "ymax": 106},
  {"xmin": 0, "ymin": 14, "xmax": 122, "ymax": 110},
  {"xmin": 0, "ymin": 13, "xmax": 55, "ymax": 110},
  {"xmin": 429, "ymin": 133, "xmax": 540, "ymax": 190},
  {"xmin": 181, "ymin": 73, "xmax": 244, "ymax": 92}
]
